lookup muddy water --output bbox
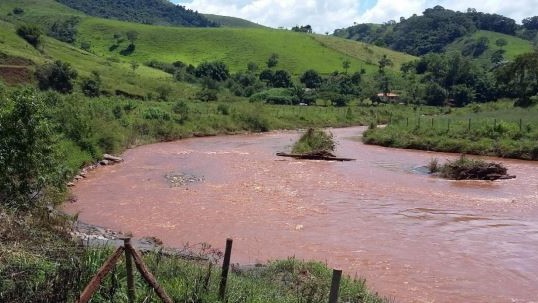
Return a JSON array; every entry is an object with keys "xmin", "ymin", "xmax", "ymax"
[{"xmin": 64, "ymin": 127, "xmax": 538, "ymax": 303}]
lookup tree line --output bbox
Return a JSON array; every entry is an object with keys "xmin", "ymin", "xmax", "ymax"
[{"xmin": 334, "ymin": 6, "xmax": 537, "ymax": 56}]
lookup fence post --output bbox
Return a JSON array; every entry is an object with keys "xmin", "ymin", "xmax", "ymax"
[
  {"xmin": 406, "ymin": 117, "xmax": 409, "ymax": 127},
  {"xmin": 520, "ymin": 118, "xmax": 523, "ymax": 132},
  {"xmin": 219, "ymin": 238, "xmax": 233, "ymax": 300},
  {"xmin": 447, "ymin": 119, "xmax": 450, "ymax": 132},
  {"xmin": 328, "ymin": 269, "xmax": 343, "ymax": 303},
  {"xmin": 468, "ymin": 118, "xmax": 471, "ymax": 131},
  {"xmin": 431, "ymin": 117, "xmax": 434, "ymax": 129},
  {"xmin": 122, "ymin": 238, "xmax": 136, "ymax": 303}
]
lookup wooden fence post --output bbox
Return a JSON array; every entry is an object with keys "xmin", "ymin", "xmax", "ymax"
[
  {"xmin": 122, "ymin": 238, "xmax": 136, "ymax": 303},
  {"xmin": 125, "ymin": 244, "xmax": 174, "ymax": 303},
  {"xmin": 219, "ymin": 238, "xmax": 233, "ymax": 300},
  {"xmin": 328, "ymin": 269, "xmax": 343, "ymax": 303},
  {"xmin": 468, "ymin": 118, "xmax": 471, "ymax": 131},
  {"xmin": 77, "ymin": 247, "xmax": 125, "ymax": 303},
  {"xmin": 519, "ymin": 118, "xmax": 523, "ymax": 132}
]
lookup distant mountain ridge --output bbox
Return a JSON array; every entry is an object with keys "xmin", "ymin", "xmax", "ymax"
[
  {"xmin": 334, "ymin": 6, "xmax": 537, "ymax": 56},
  {"xmin": 56, "ymin": 0, "xmax": 217, "ymax": 27}
]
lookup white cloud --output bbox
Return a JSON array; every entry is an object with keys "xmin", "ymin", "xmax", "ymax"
[{"xmin": 173, "ymin": 0, "xmax": 537, "ymax": 33}]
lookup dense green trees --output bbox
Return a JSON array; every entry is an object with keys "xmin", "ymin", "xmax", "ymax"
[
  {"xmin": 0, "ymin": 89, "xmax": 63, "ymax": 209},
  {"xmin": 300, "ymin": 70, "xmax": 322, "ymax": 88},
  {"xmin": 496, "ymin": 51, "xmax": 538, "ymax": 106},
  {"xmin": 334, "ymin": 6, "xmax": 520, "ymax": 56},
  {"xmin": 57, "ymin": 0, "xmax": 217, "ymax": 27},
  {"xmin": 194, "ymin": 61, "xmax": 230, "ymax": 82}
]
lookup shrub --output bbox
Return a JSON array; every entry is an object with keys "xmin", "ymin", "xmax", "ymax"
[
  {"xmin": 0, "ymin": 89, "xmax": 64, "ymax": 209},
  {"xmin": 36, "ymin": 61, "xmax": 78, "ymax": 94},
  {"xmin": 16, "ymin": 24, "xmax": 43, "ymax": 49},
  {"xmin": 80, "ymin": 71, "xmax": 101, "ymax": 97},
  {"xmin": 292, "ymin": 128, "xmax": 336, "ymax": 154}
]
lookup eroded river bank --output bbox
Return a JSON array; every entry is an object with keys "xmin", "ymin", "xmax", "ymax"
[{"xmin": 63, "ymin": 127, "xmax": 538, "ymax": 303}]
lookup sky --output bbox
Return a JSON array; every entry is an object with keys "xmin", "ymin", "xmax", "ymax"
[{"xmin": 171, "ymin": 0, "xmax": 536, "ymax": 34}]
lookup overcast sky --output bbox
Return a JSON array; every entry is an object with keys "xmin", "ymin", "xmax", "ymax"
[{"xmin": 171, "ymin": 0, "xmax": 536, "ymax": 33}]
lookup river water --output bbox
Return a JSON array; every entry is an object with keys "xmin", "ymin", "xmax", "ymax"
[{"xmin": 63, "ymin": 127, "xmax": 538, "ymax": 303}]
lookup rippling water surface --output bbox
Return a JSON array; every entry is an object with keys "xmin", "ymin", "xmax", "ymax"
[{"xmin": 63, "ymin": 127, "xmax": 538, "ymax": 303}]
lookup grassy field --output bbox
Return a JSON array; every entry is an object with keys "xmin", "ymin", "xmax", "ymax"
[
  {"xmin": 77, "ymin": 17, "xmax": 414, "ymax": 75},
  {"xmin": 203, "ymin": 14, "xmax": 267, "ymax": 28},
  {"xmin": 363, "ymin": 101, "xmax": 538, "ymax": 160},
  {"xmin": 445, "ymin": 30, "xmax": 533, "ymax": 65},
  {"xmin": 0, "ymin": 0, "xmax": 415, "ymax": 77}
]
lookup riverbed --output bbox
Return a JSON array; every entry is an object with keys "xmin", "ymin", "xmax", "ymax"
[{"xmin": 63, "ymin": 127, "xmax": 538, "ymax": 303}]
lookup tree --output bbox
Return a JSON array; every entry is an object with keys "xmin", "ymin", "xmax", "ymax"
[
  {"xmin": 247, "ymin": 62, "xmax": 258, "ymax": 73},
  {"xmin": 259, "ymin": 69, "xmax": 274, "ymax": 85},
  {"xmin": 271, "ymin": 70, "xmax": 293, "ymax": 88},
  {"xmin": 80, "ymin": 71, "xmax": 101, "ymax": 97},
  {"xmin": 35, "ymin": 60, "xmax": 78, "ymax": 94},
  {"xmin": 266, "ymin": 53, "xmax": 279, "ymax": 68},
  {"xmin": 194, "ymin": 61, "xmax": 230, "ymax": 81},
  {"xmin": 0, "ymin": 88, "xmax": 63, "ymax": 209},
  {"xmin": 522, "ymin": 16, "xmax": 538, "ymax": 30},
  {"xmin": 342, "ymin": 59, "xmax": 351, "ymax": 74},
  {"xmin": 130, "ymin": 61, "xmax": 140, "ymax": 72},
  {"xmin": 126, "ymin": 30, "xmax": 139, "ymax": 46},
  {"xmin": 16, "ymin": 24, "xmax": 43, "ymax": 49},
  {"xmin": 496, "ymin": 51, "xmax": 538, "ymax": 106},
  {"xmin": 291, "ymin": 25, "xmax": 312, "ymax": 33},
  {"xmin": 300, "ymin": 69, "xmax": 322, "ymax": 89},
  {"xmin": 495, "ymin": 38, "xmax": 507, "ymax": 49}
]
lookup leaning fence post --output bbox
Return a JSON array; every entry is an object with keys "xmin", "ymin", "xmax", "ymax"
[
  {"xmin": 122, "ymin": 238, "xmax": 136, "ymax": 303},
  {"xmin": 328, "ymin": 269, "xmax": 343, "ymax": 303},
  {"xmin": 219, "ymin": 238, "xmax": 233, "ymax": 300}
]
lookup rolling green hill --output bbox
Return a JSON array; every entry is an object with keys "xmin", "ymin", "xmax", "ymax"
[
  {"xmin": 0, "ymin": 0, "xmax": 415, "ymax": 95},
  {"xmin": 203, "ymin": 14, "xmax": 267, "ymax": 28},
  {"xmin": 445, "ymin": 30, "xmax": 534, "ymax": 65},
  {"xmin": 76, "ymin": 17, "xmax": 415, "ymax": 75}
]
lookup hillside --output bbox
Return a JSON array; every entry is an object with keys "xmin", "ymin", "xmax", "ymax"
[
  {"xmin": 445, "ymin": 30, "xmax": 533, "ymax": 65},
  {"xmin": 203, "ymin": 14, "xmax": 266, "ymax": 28},
  {"xmin": 334, "ymin": 6, "xmax": 523, "ymax": 56},
  {"xmin": 77, "ymin": 17, "xmax": 415, "ymax": 75},
  {"xmin": 56, "ymin": 0, "xmax": 216, "ymax": 27}
]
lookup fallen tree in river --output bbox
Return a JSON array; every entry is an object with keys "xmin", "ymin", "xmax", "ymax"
[
  {"xmin": 428, "ymin": 155, "xmax": 515, "ymax": 180},
  {"xmin": 277, "ymin": 128, "xmax": 355, "ymax": 161}
]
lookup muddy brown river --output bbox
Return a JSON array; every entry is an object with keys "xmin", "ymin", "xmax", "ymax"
[{"xmin": 63, "ymin": 127, "xmax": 538, "ymax": 303}]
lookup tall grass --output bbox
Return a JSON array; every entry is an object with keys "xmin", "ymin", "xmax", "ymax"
[{"xmin": 363, "ymin": 101, "xmax": 538, "ymax": 160}]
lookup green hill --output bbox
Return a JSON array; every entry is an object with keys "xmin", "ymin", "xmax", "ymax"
[
  {"xmin": 445, "ymin": 30, "xmax": 534, "ymax": 65},
  {"xmin": 203, "ymin": 14, "xmax": 267, "ymax": 28},
  {"xmin": 76, "ymin": 17, "xmax": 415, "ymax": 75},
  {"xmin": 0, "ymin": 0, "xmax": 415, "ymax": 97}
]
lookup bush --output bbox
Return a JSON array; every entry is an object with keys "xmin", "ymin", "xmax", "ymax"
[
  {"xmin": 80, "ymin": 71, "xmax": 101, "ymax": 97},
  {"xmin": 0, "ymin": 89, "xmax": 64, "ymax": 209},
  {"xmin": 195, "ymin": 61, "xmax": 230, "ymax": 81},
  {"xmin": 16, "ymin": 24, "xmax": 43, "ymax": 49},
  {"xmin": 292, "ymin": 128, "xmax": 336, "ymax": 154},
  {"xmin": 36, "ymin": 61, "xmax": 78, "ymax": 94}
]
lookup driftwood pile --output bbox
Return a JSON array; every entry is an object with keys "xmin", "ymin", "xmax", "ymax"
[{"xmin": 433, "ymin": 156, "xmax": 515, "ymax": 180}]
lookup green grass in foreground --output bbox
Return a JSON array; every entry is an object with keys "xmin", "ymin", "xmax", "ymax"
[
  {"xmin": 75, "ymin": 247, "xmax": 388, "ymax": 303},
  {"xmin": 363, "ymin": 100, "xmax": 538, "ymax": 160}
]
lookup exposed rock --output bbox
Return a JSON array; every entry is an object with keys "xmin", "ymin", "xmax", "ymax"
[
  {"xmin": 165, "ymin": 172, "xmax": 204, "ymax": 187},
  {"xmin": 99, "ymin": 159, "xmax": 110, "ymax": 166}
]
